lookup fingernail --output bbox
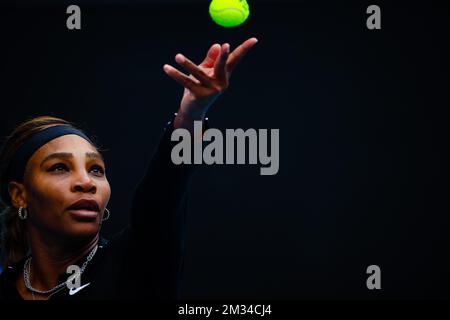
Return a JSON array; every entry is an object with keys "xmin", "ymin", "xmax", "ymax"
[
  {"xmin": 163, "ymin": 64, "xmax": 170, "ymax": 72},
  {"xmin": 175, "ymin": 54, "xmax": 185, "ymax": 64}
]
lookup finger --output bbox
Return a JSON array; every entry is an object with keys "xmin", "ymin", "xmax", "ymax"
[
  {"xmin": 163, "ymin": 64, "xmax": 200, "ymax": 91},
  {"xmin": 226, "ymin": 37, "xmax": 258, "ymax": 73},
  {"xmin": 214, "ymin": 43, "xmax": 230, "ymax": 83},
  {"xmin": 199, "ymin": 43, "xmax": 221, "ymax": 68},
  {"xmin": 175, "ymin": 54, "xmax": 211, "ymax": 85}
]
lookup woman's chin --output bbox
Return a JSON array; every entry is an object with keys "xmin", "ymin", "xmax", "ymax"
[{"xmin": 65, "ymin": 221, "xmax": 100, "ymax": 239}]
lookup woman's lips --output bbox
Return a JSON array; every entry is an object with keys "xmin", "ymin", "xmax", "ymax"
[
  {"xmin": 67, "ymin": 209, "xmax": 99, "ymax": 219},
  {"xmin": 67, "ymin": 199, "xmax": 100, "ymax": 219}
]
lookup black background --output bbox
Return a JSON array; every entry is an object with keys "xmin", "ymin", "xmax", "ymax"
[{"xmin": 0, "ymin": 0, "xmax": 449, "ymax": 299}]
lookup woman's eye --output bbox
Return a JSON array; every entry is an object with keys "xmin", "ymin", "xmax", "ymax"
[
  {"xmin": 48, "ymin": 163, "xmax": 68, "ymax": 172},
  {"xmin": 90, "ymin": 165, "xmax": 105, "ymax": 175}
]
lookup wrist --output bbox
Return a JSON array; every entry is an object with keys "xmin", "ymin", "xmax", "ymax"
[
  {"xmin": 173, "ymin": 110, "xmax": 206, "ymax": 131},
  {"xmin": 176, "ymin": 108, "xmax": 206, "ymax": 122}
]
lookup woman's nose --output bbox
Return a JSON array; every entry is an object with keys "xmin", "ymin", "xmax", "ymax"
[{"xmin": 72, "ymin": 170, "xmax": 96, "ymax": 193}]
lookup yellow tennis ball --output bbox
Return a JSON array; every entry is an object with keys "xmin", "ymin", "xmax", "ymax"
[{"xmin": 209, "ymin": 0, "xmax": 250, "ymax": 28}]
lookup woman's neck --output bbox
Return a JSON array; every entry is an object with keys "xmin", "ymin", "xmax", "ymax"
[{"xmin": 25, "ymin": 230, "xmax": 99, "ymax": 294}]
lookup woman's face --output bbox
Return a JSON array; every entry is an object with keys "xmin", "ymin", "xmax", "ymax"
[{"xmin": 21, "ymin": 134, "xmax": 111, "ymax": 241}]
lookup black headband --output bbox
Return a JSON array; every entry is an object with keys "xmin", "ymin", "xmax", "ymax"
[{"xmin": 8, "ymin": 125, "xmax": 93, "ymax": 184}]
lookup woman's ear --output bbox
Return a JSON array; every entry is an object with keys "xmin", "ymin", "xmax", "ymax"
[{"xmin": 8, "ymin": 181, "xmax": 27, "ymax": 208}]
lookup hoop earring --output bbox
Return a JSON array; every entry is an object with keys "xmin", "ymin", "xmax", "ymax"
[
  {"xmin": 102, "ymin": 208, "xmax": 110, "ymax": 221},
  {"xmin": 18, "ymin": 207, "xmax": 28, "ymax": 220}
]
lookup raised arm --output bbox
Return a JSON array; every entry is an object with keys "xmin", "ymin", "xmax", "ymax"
[{"xmin": 127, "ymin": 38, "xmax": 258, "ymax": 300}]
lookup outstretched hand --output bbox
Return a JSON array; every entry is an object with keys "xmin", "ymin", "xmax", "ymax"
[{"xmin": 163, "ymin": 37, "xmax": 258, "ymax": 126}]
